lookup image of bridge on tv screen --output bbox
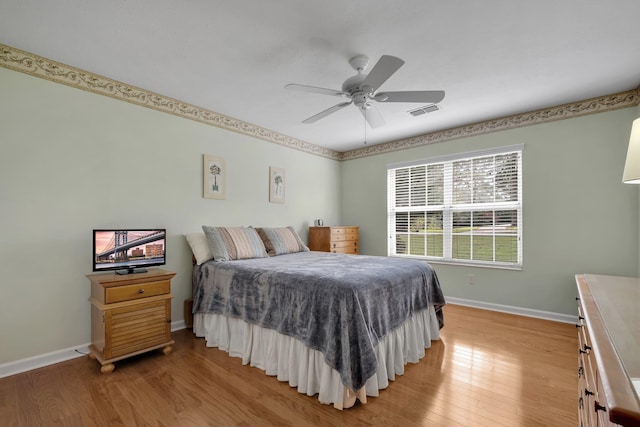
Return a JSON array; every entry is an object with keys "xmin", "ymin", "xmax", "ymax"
[{"xmin": 94, "ymin": 230, "xmax": 165, "ymax": 265}]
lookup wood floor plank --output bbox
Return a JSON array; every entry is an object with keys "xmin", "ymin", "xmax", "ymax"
[{"xmin": 1, "ymin": 304, "xmax": 578, "ymax": 426}]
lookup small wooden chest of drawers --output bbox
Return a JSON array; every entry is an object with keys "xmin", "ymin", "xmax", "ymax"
[
  {"xmin": 309, "ymin": 226, "xmax": 359, "ymax": 254},
  {"xmin": 87, "ymin": 268, "xmax": 176, "ymax": 373}
]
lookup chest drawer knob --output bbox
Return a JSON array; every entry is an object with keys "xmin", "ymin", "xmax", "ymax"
[{"xmin": 138, "ymin": 289, "xmax": 145, "ymax": 294}]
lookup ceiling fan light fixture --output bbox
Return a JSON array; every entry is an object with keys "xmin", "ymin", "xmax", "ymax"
[{"xmin": 349, "ymin": 55, "xmax": 369, "ymax": 72}]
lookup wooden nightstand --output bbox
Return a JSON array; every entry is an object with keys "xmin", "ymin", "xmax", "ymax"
[
  {"xmin": 309, "ymin": 226, "xmax": 359, "ymax": 254},
  {"xmin": 87, "ymin": 268, "xmax": 175, "ymax": 373}
]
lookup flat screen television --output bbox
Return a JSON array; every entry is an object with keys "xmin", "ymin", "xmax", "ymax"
[{"xmin": 93, "ymin": 228, "xmax": 166, "ymax": 275}]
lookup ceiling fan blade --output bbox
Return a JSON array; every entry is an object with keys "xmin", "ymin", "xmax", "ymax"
[
  {"xmin": 360, "ymin": 105, "xmax": 385, "ymax": 128},
  {"xmin": 302, "ymin": 101, "xmax": 352, "ymax": 124},
  {"xmin": 285, "ymin": 83, "xmax": 348, "ymax": 97},
  {"xmin": 361, "ymin": 55, "xmax": 405, "ymax": 92},
  {"xmin": 375, "ymin": 90, "xmax": 445, "ymax": 104}
]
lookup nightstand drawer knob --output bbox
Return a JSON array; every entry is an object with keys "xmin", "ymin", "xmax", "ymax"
[{"xmin": 138, "ymin": 289, "xmax": 145, "ymax": 294}]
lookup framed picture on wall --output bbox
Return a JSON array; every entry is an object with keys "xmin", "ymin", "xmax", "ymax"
[
  {"xmin": 203, "ymin": 154, "xmax": 226, "ymax": 199},
  {"xmin": 269, "ymin": 166, "xmax": 285, "ymax": 203}
]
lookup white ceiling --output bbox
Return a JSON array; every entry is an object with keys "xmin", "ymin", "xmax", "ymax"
[{"xmin": 1, "ymin": 1, "xmax": 639, "ymax": 153}]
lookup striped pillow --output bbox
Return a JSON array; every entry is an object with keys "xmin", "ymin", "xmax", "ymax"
[
  {"xmin": 202, "ymin": 226, "xmax": 268, "ymax": 261},
  {"xmin": 256, "ymin": 226, "xmax": 309, "ymax": 256}
]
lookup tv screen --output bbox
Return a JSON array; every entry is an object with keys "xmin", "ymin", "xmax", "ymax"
[{"xmin": 93, "ymin": 229, "xmax": 166, "ymax": 275}]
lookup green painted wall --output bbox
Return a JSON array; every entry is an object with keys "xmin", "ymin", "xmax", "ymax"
[
  {"xmin": 0, "ymin": 68, "xmax": 342, "ymax": 364},
  {"xmin": 341, "ymin": 107, "xmax": 639, "ymax": 316},
  {"xmin": 1, "ymin": 62, "xmax": 637, "ymax": 365}
]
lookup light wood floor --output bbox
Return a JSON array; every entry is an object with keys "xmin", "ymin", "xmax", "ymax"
[{"xmin": 1, "ymin": 304, "xmax": 578, "ymax": 426}]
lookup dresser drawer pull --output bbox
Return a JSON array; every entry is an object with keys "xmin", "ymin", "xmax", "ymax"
[
  {"xmin": 583, "ymin": 344, "xmax": 591, "ymax": 352},
  {"xmin": 595, "ymin": 402, "xmax": 607, "ymax": 412},
  {"xmin": 579, "ymin": 348, "xmax": 587, "ymax": 354},
  {"xmin": 584, "ymin": 388, "xmax": 594, "ymax": 396},
  {"xmin": 575, "ymin": 323, "xmax": 582, "ymax": 328},
  {"xmin": 578, "ymin": 397, "xmax": 583, "ymax": 409},
  {"xmin": 138, "ymin": 289, "xmax": 145, "ymax": 294},
  {"xmin": 578, "ymin": 366, "xmax": 584, "ymax": 378}
]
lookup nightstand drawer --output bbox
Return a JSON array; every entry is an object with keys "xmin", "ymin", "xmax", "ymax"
[
  {"xmin": 106, "ymin": 299, "xmax": 171, "ymax": 358},
  {"xmin": 105, "ymin": 280, "xmax": 170, "ymax": 303}
]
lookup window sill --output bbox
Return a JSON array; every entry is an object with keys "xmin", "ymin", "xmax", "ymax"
[{"xmin": 389, "ymin": 255, "xmax": 523, "ymax": 271}]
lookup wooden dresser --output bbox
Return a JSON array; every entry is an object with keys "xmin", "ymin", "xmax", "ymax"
[
  {"xmin": 309, "ymin": 226, "xmax": 359, "ymax": 254},
  {"xmin": 87, "ymin": 268, "xmax": 176, "ymax": 373},
  {"xmin": 575, "ymin": 274, "xmax": 640, "ymax": 426}
]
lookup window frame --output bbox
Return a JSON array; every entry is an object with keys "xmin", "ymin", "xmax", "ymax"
[{"xmin": 387, "ymin": 144, "xmax": 523, "ymax": 270}]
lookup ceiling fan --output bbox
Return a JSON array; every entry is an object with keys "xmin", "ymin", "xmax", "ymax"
[{"xmin": 285, "ymin": 54, "xmax": 445, "ymax": 128}]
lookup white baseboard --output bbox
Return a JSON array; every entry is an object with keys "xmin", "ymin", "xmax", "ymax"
[
  {"xmin": 0, "ymin": 343, "xmax": 91, "ymax": 379},
  {"xmin": 171, "ymin": 320, "xmax": 186, "ymax": 331},
  {"xmin": 445, "ymin": 296, "xmax": 577, "ymax": 324},
  {"xmin": 0, "ymin": 321, "xmax": 187, "ymax": 379}
]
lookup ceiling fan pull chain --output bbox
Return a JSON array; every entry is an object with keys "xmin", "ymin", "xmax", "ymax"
[{"xmin": 364, "ymin": 109, "xmax": 367, "ymax": 145}]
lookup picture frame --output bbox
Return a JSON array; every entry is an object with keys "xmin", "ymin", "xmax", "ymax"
[
  {"xmin": 269, "ymin": 166, "xmax": 285, "ymax": 203},
  {"xmin": 203, "ymin": 154, "xmax": 226, "ymax": 199}
]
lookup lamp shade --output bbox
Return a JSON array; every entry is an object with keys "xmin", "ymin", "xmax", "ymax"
[{"xmin": 623, "ymin": 118, "xmax": 640, "ymax": 184}]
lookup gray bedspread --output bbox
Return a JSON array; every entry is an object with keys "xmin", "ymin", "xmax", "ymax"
[{"xmin": 192, "ymin": 251, "xmax": 445, "ymax": 391}]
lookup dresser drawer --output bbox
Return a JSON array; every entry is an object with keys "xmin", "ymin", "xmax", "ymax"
[
  {"xmin": 332, "ymin": 247, "xmax": 359, "ymax": 255},
  {"xmin": 105, "ymin": 280, "xmax": 170, "ymax": 303},
  {"xmin": 331, "ymin": 241, "xmax": 358, "ymax": 249},
  {"xmin": 309, "ymin": 226, "xmax": 359, "ymax": 254},
  {"xmin": 331, "ymin": 229, "xmax": 358, "ymax": 241}
]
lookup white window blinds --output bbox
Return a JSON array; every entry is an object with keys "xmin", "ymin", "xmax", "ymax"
[{"xmin": 387, "ymin": 145, "xmax": 522, "ymax": 268}]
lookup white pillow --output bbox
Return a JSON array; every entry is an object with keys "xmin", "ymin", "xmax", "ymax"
[{"xmin": 185, "ymin": 233, "xmax": 213, "ymax": 265}]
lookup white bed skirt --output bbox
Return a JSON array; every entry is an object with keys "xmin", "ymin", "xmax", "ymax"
[{"xmin": 193, "ymin": 306, "xmax": 441, "ymax": 409}]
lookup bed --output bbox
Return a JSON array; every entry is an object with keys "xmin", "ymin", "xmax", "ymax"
[{"xmin": 187, "ymin": 226, "xmax": 445, "ymax": 409}]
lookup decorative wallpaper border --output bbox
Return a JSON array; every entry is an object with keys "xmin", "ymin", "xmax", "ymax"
[
  {"xmin": 0, "ymin": 43, "xmax": 341, "ymax": 161},
  {"xmin": 340, "ymin": 88, "xmax": 640, "ymax": 160},
  {"xmin": 2, "ymin": 43, "xmax": 638, "ymax": 162}
]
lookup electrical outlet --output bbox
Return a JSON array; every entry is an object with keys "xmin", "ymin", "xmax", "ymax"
[{"xmin": 468, "ymin": 274, "xmax": 476, "ymax": 285}]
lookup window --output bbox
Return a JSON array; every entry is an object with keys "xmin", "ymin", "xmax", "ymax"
[{"xmin": 387, "ymin": 145, "xmax": 522, "ymax": 268}]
